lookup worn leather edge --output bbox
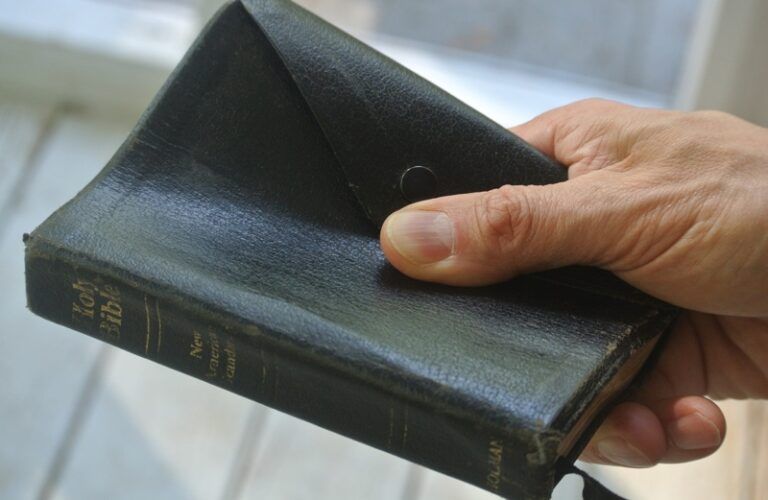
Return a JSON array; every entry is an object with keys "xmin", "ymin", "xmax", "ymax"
[
  {"xmin": 26, "ymin": 229, "xmax": 671, "ymax": 500},
  {"xmin": 26, "ymin": 234, "xmax": 563, "ymax": 499},
  {"xmin": 240, "ymin": 0, "xmax": 567, "ymax": 226},
  {"xmin": 25, "ymin": 232, "xmax": 555, "ymax": 441}
]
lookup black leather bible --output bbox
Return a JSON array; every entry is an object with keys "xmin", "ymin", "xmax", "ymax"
[{"xmin": 24, "ymin": 1, "xmax": 677, "ymax": 498}]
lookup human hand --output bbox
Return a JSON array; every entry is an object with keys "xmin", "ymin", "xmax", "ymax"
[{"xmin": 379, "ymin": 99, "xmax": 768, "ymax": 467}]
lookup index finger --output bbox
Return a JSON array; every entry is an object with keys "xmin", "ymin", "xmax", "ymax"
[{"xmin": 508, "ymin": 98, "xmax": 637, "ymax": 167}]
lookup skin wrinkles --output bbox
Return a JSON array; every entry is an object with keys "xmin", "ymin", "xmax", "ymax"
[{"xmin": 380, "ymin": 99, "xmax": 768, "ymax": 467}]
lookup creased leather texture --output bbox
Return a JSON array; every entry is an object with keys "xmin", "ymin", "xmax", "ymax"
[
  {"xmin": 24, "ymin": 1, "xmax": 678, "ymax": 499},
  {"xmin": 241, "ymin": 0, "xmax": 567, "ymax": 224}
]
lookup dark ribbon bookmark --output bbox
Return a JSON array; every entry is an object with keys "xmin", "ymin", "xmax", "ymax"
[{"xmin": 566, "ymin": 464, "xmax": 627, "ymax": 500}]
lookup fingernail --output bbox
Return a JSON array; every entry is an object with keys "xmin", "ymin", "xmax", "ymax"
[
  {"xmin": 595, "ymin": 437, "xmax": 652, "ymax": 467},
  {"xmin": 385, "ymin": 211, "xmax": 455, "ymax": 264},
  {"xmin": 668, "ymin": 412, "xmax": 722, "ymax": 450}
]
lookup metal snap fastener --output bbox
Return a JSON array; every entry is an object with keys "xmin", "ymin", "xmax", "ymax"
[{"xmin": 400, "ymin": 166, "xmax": 437, "ymax": 202}]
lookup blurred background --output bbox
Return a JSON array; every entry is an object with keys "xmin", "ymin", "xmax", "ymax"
[{"xmin": 1, "ymin": 0, "xmax": 766, "ymax": 499}]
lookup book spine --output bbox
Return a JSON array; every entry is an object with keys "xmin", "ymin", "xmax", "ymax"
[{"xmin": 25, "ymin": 241, "xmax": 556, "ymax": 499}]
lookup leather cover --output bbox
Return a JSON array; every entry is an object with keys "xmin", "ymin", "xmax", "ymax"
[{"xmin": 24, "ymin": 1, "xmax": 678, "ymax": 498}]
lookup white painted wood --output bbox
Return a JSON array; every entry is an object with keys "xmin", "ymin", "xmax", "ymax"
[
  {"xmin": 0, "ymin": 0, "xmax": 194, "ymax": 67},
  {"xmin": 366, "ymin": 36, "xmax": 665, "ymax": 127},
  {"xmin": 0, "ymin": 108, "xmax": 131, "ymax": 500},
  {"xmin": 676, "ymin": 0, "xmax": 768, "ymax": 125},
  {"xmin": 414, "ymin": 469, "xmax": 498, "ymax": 500},
  {"xmin": 235, "ymin": 410, "xmax": 412, "ymax": 500},
  {"xmin": 197, "ymin": 0, "xmax": 228, "ymax": 28},
  {"xmin": 413, "ymin": 460, "xmax": 584, "ymax": 499},
  {"xmin": 0, "ymin": 0, "xmax": 195, "ymax": 118},
  {"xmin": 742, "ymin": 401, "xmax": 768, "ymax": 500},
  {"xmin": 0, "ymin": 0, "xmax": 665, "ymax": 122},
  {"xmin": 0, "ymin": 31, "xmax": 169, "ymax": 120},
  {"xmin": 0, "ymin": 103, "xmax": 50, "ymax": 215},
  {"xmin": 49, "ymin": 350, "xmax": 255, "ymax": 500}
]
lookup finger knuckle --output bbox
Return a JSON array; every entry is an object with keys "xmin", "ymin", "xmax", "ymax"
[
  {"xmin": 692, "ymin": 109, "xmax": 736, "ymax": 123},
  {"xmin": 572, "ymin": 97, "xmax": 627, "ymax": 112},
  {"xmin": 472, "ymin": 185, "xmax": 536, "ymax": 256}
]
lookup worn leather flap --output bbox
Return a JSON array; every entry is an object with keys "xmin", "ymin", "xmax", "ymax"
[{"xmin": 241, "ymin": 0, "xmax": 566, "ymax": 225}]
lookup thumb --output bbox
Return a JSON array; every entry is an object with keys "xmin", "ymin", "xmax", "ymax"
[{"xmin": 380, "ymin": 174, "xmax": 623, "ymax": 286}]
